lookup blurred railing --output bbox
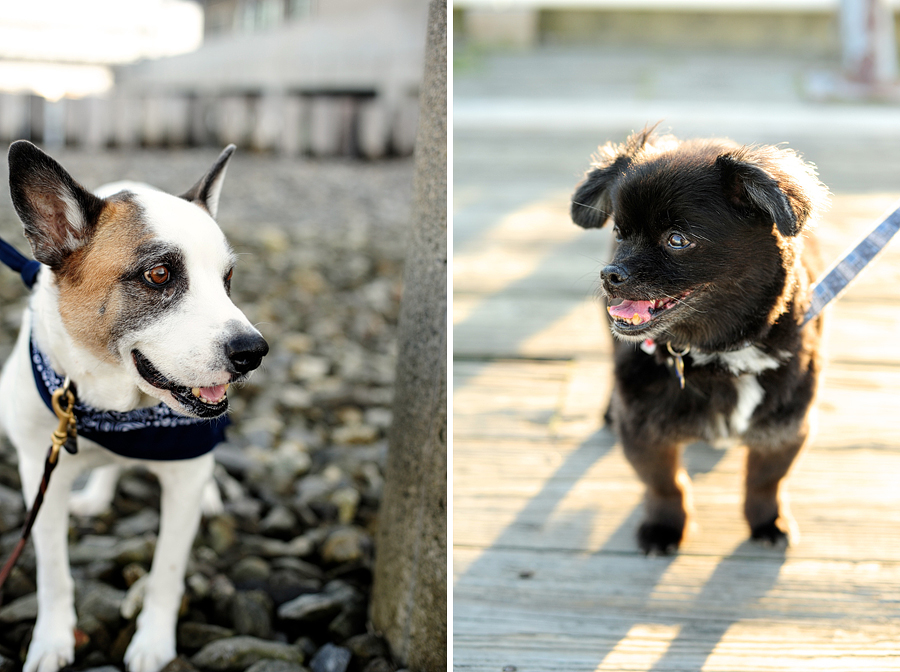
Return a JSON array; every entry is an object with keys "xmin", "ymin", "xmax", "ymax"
[{"xmin": 0, "ymin": 89, "xmax": 420, "ymax": 158}]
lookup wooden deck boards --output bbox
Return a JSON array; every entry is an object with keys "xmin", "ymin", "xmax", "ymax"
[{"xmin": 453, "ymin": 186, "xmax": 900, "ymax": 670}]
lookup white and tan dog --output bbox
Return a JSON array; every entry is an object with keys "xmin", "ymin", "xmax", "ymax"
[{"xmin": 0, "ymin": 141, "xmax": 268, "ymax": 672}]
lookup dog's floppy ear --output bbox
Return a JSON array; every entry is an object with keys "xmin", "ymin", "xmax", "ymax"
[
  {"xmin": 571, "ymin": 127, "xmax": 666, "ymax": 229},
  {"xmin": 8, "ymin": 140, "xmax": 106, "ymax": 269},
  {"xmin": 181, "ymin": 144, "xmax": 236, "ymax": 219},
  {"xmin": 716, "ymin": 147, "xmax": 829, "ymax": 237}
]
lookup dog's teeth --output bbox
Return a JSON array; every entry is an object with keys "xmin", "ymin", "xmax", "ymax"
[
  {"xmin": 631, "ymin": 314, "xmax": 643, "ymax": 325},
  {"xmin": 192, "ymin": 387, "xmax": 201, "ymax": 398}
]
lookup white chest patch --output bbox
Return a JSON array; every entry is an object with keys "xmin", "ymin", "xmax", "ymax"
[
  {"xmin": 690, "ymin": 344, "xmax": 789, "ymax": 436},
  {"xmin": 690, "ymin": 344, "xmax": 786, "ymax": 375}
]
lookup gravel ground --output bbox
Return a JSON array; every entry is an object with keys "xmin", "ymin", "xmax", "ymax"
[{"xmin": 0, "ymin": 147, "xmax": 415, "ymax": 672}]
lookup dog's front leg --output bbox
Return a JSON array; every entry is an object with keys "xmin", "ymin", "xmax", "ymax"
[
  {"xmin": 124, "ymin": 453, "xmax": 214, "ymax": 672},
  {"xmin": 621, "ymin": 436, "xmax": 693, "ymax": 555},
  {"xmin": 744, "ymin": 434, "xmax": 806, "ymax": 546},
  {"xmin": 20, "ymin": 452, "xmax": 82, "ymax": 672}
]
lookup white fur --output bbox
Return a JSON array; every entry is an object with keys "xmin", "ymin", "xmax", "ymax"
[
  {"xmin": 730, "ymin": 373, "xmax": 767, "ymax": 434},
  {"xmin": 0, "ymin": 181, "xmax": 257, "ymax": 672},
  {"xmin": 691, "ymin": 344, "xmax": 786, "ymax": 437},
  {"xmin": 690, "ymin": 344, "xmax": 786, "ymax": 376}
]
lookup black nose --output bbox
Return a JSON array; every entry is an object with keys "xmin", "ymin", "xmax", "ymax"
[
  {"xmin": 225, "ymin": 332, "xmax": 269, "ymax": 374},
  {"xmin": 601, "ymin": 264, "xmax": 630, "ymax": 288}
]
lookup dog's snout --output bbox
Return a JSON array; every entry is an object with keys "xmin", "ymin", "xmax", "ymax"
[
  {"xmin": 601, "ymin": 264, "xmax": 631, "ymax": 288},
  {"xmin": 225, "ymin": 332, "xmax": 269, "ymax": 374}
]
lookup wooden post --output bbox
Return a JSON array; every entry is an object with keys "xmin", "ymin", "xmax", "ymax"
[{"xmin": 369, "ymin": 0, "xmax": 447, "ymax": 669}]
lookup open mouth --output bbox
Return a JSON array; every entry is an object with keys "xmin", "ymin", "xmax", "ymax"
[
  {"xmin": 607, "ymin": 292, "xmax": 690, "ymax": 332},
  {"xmin": 132, "ymin": 349, "xmax": 230, "ymax": 418}
]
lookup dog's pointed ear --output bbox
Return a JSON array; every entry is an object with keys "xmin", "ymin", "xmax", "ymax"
[
  {"xmin": 8, "ymin": 140, "xmax": 106, "ymax": 269},
  {"xmin": 571, "ymin": 127, "xmax": 663, "ymax": 229},
  {"xmin": 716, "ymin": 147, "xmax": 829, "ymax": 237},
  {"xmin": 181, "ymin": 144, "xmax": 236, "ymax": 219}
]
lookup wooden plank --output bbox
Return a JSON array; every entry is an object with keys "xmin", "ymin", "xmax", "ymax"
[{"xmin": 455, "ymin": 548, "xmax": 900, "ymax": 671}]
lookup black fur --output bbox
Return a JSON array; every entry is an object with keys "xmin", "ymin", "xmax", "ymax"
[
  {"xmin": 8, "ymin": 140, "xmax": 106, "ymax": 270},
  {"xmin": 572, "ymin": 130, "xmax": 829, "ymax": 555}
]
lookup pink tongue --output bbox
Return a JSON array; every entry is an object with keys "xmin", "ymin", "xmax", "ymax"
[
  {"xmin": 608, "ymin": 299, "xmax": 654, "ymax": 323},
  {"xmin": 199, "ymin": 385, "xmax": 227, "ymax": 402}
]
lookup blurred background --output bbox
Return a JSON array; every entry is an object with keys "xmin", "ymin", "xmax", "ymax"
[
  {"xmin": 453, "ymin": 1, "xmax": 900, "ymax": 670},
  {"xmin": 0, "ymin": 0, "xmax": 426, "ymax": 157},
  {"xmin": 0, "ymin": 1, "xmax": 433, "ymax": 671}
]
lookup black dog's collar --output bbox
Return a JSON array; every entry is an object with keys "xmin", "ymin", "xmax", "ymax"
[{"xmin": 30, "ymin": 335, "xmax": 227, "ymax": 461}]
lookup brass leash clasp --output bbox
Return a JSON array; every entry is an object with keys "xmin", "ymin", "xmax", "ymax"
[{"xmin": 50, "ymin": 377, "xmax": 77, "ymax": 460}]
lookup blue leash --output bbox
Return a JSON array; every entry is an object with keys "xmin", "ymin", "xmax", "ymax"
[
  {"xmin": 802, "ymin": 199, "xmax": 900, "ymax": 326},
  {"xmin": 0, "ymin": 237, "xmax": 40, "ymax": 289}
]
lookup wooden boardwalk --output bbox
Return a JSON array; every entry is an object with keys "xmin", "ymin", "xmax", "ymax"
[{"xmin": 453, "ymin": 128, "xmax": 900, "ymax": 670}]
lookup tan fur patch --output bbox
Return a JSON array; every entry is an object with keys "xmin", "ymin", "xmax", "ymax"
[{"xmin": 56, "ymin": 197, "xmax": 150, "ymax": 360}]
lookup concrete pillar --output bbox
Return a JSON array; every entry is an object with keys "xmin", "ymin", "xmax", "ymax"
[
  {"xmin": 840, "ymin": 0, "xmax": 898, "ymax": 84},
  {"xmin": 369, "ymin": 0, "xmax": 446, "ymax": 670},
  {"xmin": 112, "ymin": 95, "xmax": 142, "ymax": 148},
  {"xmin": 279, "ymin": 95, "xmax": 309, "ymax": 157},
  {"xmin": 392, "ymin": 94, "xmax": 420, "ymax": 156},
  {"xmin": 357, "ymin": 97, "xmax": 391, "ymax": 159}
]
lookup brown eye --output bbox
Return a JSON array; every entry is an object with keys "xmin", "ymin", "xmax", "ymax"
[
  {"xmin": 225, "ymin": 268, "xmax": 233, "ymax": 283},
  {"xmin": 144, "ymin": 265, "xmax": 170, "ymax": 285}
]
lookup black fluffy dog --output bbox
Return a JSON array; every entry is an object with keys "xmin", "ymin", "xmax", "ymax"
[{"xmin": 571, "ymin": 129, "xmax": 829, "ymax": 555}]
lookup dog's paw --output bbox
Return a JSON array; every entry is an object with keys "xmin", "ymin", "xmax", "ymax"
[
  {"xmin": 750, "ymin": 516, "xmax": 797, "ymax": 548},
  {"xmin": 124, "ymin": 629, "xmax": 176, "ymax": 672},
  {"xmin": 24, "ymin": 633, "xmax": 74, "ymax": 672},
  {"xmin": 68, "ymin": 488, "xmax": 113, "ymax": 517},
  {"xmin": 637, "ymin": 521, "xmax": 683, "ymax": 556},
  {"xmin": 201, "ymin": 479, "xmax": 224, "ymax": 516}
]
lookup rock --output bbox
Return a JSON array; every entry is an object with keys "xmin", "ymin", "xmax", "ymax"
[
  {"xmin": 207, "ymin": 515, "xmax": 237, "ymax": 554},
  {"xmin": 290, "ymin": 356, "xmax": 330, "ymax": 382},
  {"xmin": 282, "ymin": 332, "xmax": 314, "ymax": 354},
  {"xmin": 361, "ymin": 659, "xmax": 394, "ymax": 672},
  {"xmin": 231, "ymin": 590, "xmax": 274, "ymax": 639},
  {"xmin": 344, "ymin": 633, "xmax": 388, "ymax": 661},
  {"xmin": 113, "ymin": 509, "xmax": 160, "ymax": 537},
  {"xmin": 178, "ymin": 622, "xmax": 236, "ymax": 652},
  {"xmin": 78, "ymin": 582, "xmax": 126, "ymax": 626},
  {"xmin": 245, "ymin": 661, "xmax": 308, "ymax": 672},
  {"xmin": 191, "ymin": 636, "xmax": 305, "ymax": 672},
  {"xmin": 332, "ymin": 424, "xmax": 378, "ymax": 445},
  {"xmin": 187, "ymin": 572, "xmax": 212, "ymax": 599},
  {"xmin": 122, "ymin": 562, "xmax": 148, "ymax": 587},
  {"xmin": 277, "ymin": 580, "xmax": 360, "ymax": 625},
  {"xmin": 0, "ymin": 483, "xmax": 24, "ymax": 533},
  {"xmin": 210, "ymin": 574, "xmax": 237, "ymax": 616},
  {"xmin": 276, "ymin": 592, "xmax": 343, "ymax": 624},
  {"xmin": 260, "ymin": 505, "xmax": 298, "ymax": 538},
  {"xmin": 363, "ymin": 408, "xmax": 392, "ymax": 430},
  {"xmin": 0, "ymin": 652, "xmax": 16, "ymax": 672},
  {"xmin": 0, "ymin": 592, "xmax": 37, "ymax": 623},
  {"xmin": 280, "ymin": 386, "xmax": 313, "ymax": 410},
  {"xmin": 114, "ymin": 536, "xmax": 156, "ymax": 565},
  {"xmin": 241, "ymin": 534, "xmax": 315, "ymax": 559},
  {"xmin": 231, "ymin": 556, "xmax": 271, "ymax": 585},
  {"xmin": 215, "ymin": 443, "xmax": 257, "ymax": 478},
  {"xmin": 330, "ymin": 488, "xmax": 360, "ymax": 525},
  {"xmin": 160, "ymin": 657, "xmax": 202, "ymax": 672},
  {"xmin": 267, "ymin": 568, "xmax": 321, "ymax": 606},
  {"xmin": 79, "ymin": 666, "xmax": 121, "ymax": 672},
  {"xmin": 320, "ymin": 527, "xmax": 369, "ymax": 565},
  {"xmin": 309, "ymin": 644, "xmax": 351, "ymax": 672}
]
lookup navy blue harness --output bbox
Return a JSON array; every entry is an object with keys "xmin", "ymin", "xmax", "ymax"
[{"xmin": 3, "ymin": 238, "xmax": 226, "ymax": 461}]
